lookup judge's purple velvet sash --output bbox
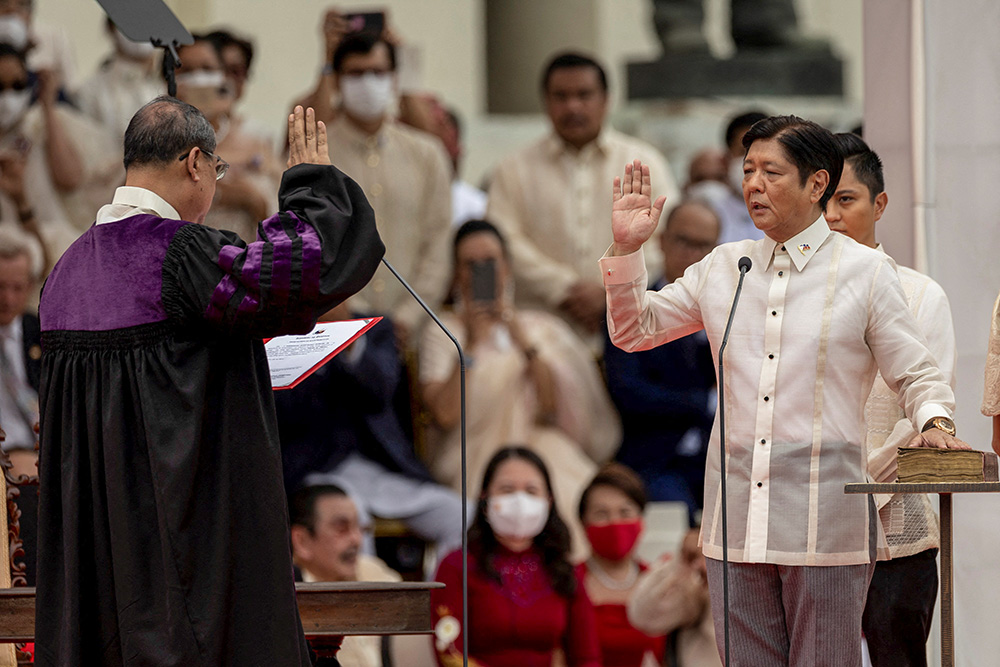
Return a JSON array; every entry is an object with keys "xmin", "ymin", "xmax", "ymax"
[{"xmin": 40, "ymin": 215, "xmax": 186, "ymax": 333}]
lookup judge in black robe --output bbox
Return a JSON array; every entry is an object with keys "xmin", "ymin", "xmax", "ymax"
[{"xmin": 34, "ymin": 100, "xmax": 383, "ymax": 666}]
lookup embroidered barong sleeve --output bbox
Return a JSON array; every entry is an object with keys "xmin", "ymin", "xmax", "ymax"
[
  {"xmin": 600, "ymin": 246, "xmax": 707, "ymax": 352},
  {"xmin": 867, "ymin": 275, "xmax": 956, "ymax": 485},
  {"xmin": 162, "ymin": 163, "xmax": 384, "ymax": 337},
  {"xmin": 863, "ymin": 260, "xmax": 955, "ymax": 438},
  {"xmin": 982, "ymin": 292, "xmax": 1000, "ymax": 416}
]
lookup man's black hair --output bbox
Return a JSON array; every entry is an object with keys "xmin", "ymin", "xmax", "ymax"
[
  {"xmin": 332, "ymin": 31, "xmax": 396, "ymax": 73},
  {"xmin": 203, "ymin": 29, "xmax": 255, "ymax": 74},
  {"xmin": 123, "ymin": 95, "xmax": 216, "ymax": 170},
  {"xmin": 0, "ymin": 42, "xmax": 27, "ymax": 67},
  {"xmin": 742, "ymin": 115, "xmax": 843, "ymax": 210},
  {"xmin": 833, "ymin": 132, "xmax": 884, "ymax": 203},
  {"xmin": 540, "ymin": 52, "xmax": 608, "ymax": 93},
  {"xmin": 724, "ymin": 110, "xmax": 768, "ymax": 149},
  {"xmin": 288, "ymin": 484, "xmax": 349, "ymax": 534}
]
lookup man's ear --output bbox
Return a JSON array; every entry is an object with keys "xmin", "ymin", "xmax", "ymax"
[
  {"xmin": 184, "ymin": 148, "xmax": 203, "ymax": 183},
  {"xmin": 809, "ymin": 169, "xmax": 830, "ymax": 203},
  {"xmin": 873, "ymin": 191, "xmax": 888, "ymax": 223},
  {"xmin": 290, "ymin": 525, "xmax": 312, "ymax": 561}
]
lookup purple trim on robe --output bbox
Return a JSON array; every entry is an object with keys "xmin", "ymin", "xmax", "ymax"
[
  {"xmin": 299, "ymin": 223, "xmax": 321, "ymax": 302},
  {"xmin": 237, "ymin": 294, "xmax": 260, "ymax": 318},
  {"xmin": 259, "ymin": 213, "xmax": 294, "ymax": 297},
  {"xmin": 40, "ymin": 215, "xmax": 188, "ymax": 332},
  {"xmin": 218, "ymin": 245, "xmax": 243, "ymax": 273},
  {"xmin": 202, "ymin": 209, "xmax": 324, "ymax": 325},
  {"xmin": 205, "ymin": 274, "xmax": 240, "ymax": 325},
  {"xmin": 259, "ymin": 212, "xmax": 286, "ymax": 244},
  {"xmin": 241, "ymin": 243, "xmax": 263, "ymax": 288}
]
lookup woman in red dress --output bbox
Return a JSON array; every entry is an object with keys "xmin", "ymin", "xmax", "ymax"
[
  {"xmin": 431, "ymin": 446, "xmax": 601, "ymax": 667},
  {"xmin": 576, "ymin": 463, "xmax": 666, "ymax": 666}
]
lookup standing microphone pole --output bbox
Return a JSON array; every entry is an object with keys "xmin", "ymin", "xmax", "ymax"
[
  {"xmin": 379, "ymin": 257, "xmax": 469, "ymax": 667},
  {"xmin": 717, "ymin": 255, "xmax": 752, "ymax": 667}
]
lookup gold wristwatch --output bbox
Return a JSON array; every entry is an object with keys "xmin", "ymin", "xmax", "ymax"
[{"xmin": 921, "ymin": 416, "xmax": 956, "ymax": 436}]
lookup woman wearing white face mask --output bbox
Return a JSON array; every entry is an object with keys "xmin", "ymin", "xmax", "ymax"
[
  {"xmin": 172, "ymin": 36, "xmax": 282, "ymax": 244},
  {"xmin": 431, "ymin": 446, "xmax": 601, "ymax": 667}
]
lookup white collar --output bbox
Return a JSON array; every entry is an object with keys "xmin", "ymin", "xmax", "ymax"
[
  {"xmin": 95, "ymin": 186, "xmax": 181, "ymax": 224},
  {"xmin": 762, "ymin": 215, "xmax": 832, "ymax": 271}
]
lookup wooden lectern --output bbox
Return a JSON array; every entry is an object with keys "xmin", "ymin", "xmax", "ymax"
[
  {"xmin": 845, "ymin": 481, "xmax": 1000, "ymax": 667},
  {"xmin": 0, "ymin": 581, "xmax": 442, "ymax": 660}
]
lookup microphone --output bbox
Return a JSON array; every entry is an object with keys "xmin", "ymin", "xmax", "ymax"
[
  {"xmin": 378, "ymin": 257, "xmax": 470, "ymax": 667},
  {"xmin": 717, "ymin": 255, "xmax": 751, "ymax": 667}
]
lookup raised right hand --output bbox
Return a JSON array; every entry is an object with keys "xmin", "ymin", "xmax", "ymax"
[
  {"xmin": 287, "ymin": 106, "xmax": 331, "ymax": 168},
  {"xmin": 611, "ymin": 159, "xmax": 666, "ymax": 256}
]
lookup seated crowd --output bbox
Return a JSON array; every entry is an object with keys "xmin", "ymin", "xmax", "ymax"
[{"xmin": 0, "ymin": 5, "xmax": 835, "ymax": 667}]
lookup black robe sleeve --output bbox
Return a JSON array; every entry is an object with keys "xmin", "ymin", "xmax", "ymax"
[{"xmin": 161, "ymin": 163, "xmax": 384, "ymax": 337}]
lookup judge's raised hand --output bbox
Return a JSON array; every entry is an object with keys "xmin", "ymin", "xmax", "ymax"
[
  {"xmin": 287, "ymin": 106, "xmax": 331, "ymax": 169},
  {"xmin": 612, "ymin": 159, "xmax": 666, "ymax": 256}
]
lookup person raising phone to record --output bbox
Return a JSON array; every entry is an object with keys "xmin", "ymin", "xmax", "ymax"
[{"xmin": 418, "ymin": 219, "xmax": 621, "ymax": 557}]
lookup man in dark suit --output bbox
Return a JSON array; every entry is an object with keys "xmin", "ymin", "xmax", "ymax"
[
  {"xmin": 0, "ymin": 227, "xmax": 41, "ymax": 586},
  {"xmin": 0, "ymin": 228, "xmax": 40, "ymax": 466},
  {"xmin": 604, "ymin": 200, "xmax": 720, "ymax": 523},
  {"xmin": 274, "ymin": 302, "xmax": 465, "ymax": 560}
]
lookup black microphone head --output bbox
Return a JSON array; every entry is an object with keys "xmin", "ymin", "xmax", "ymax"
[{"xmin": 738, "ymin": 256, "xmax": 752, "ymax": 273}]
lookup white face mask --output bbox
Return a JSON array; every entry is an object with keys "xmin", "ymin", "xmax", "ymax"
[
  {"xmin": 339, "ymin": 72, "xmax": 394, "ymax": 121},
  {"xmin": 0, "ymin": 15, "xmax": 28, "ymax": 51},
  {"xmin": 486, "ymin": 491, "xmax": 550, "ymax": 541},
  {"xmin": 687, "ymin": 179, "xmax": 731, "ymax": 205},
  {"xmin": 176, "ymin": 69, "xmax": 226, "ymax": 90},
  {"xmin": 0, "ymin": 89, "xmax": 31, "ymax": 131},
  {"xmin": 113, "ymin": 28, "xmax": 156, "ymax": 60},
  {"xmin": 176, "ymin": 70, "xmax": 231, "ymax": 122}
]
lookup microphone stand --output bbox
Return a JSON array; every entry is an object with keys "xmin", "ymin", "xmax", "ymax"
[
  {"xmin": 379, "ymin": 258, "xmax": 469, "ymax": 667},
  {"xmin": 717, "ymin": 256, "xmax": 751, "ymax": 667}
]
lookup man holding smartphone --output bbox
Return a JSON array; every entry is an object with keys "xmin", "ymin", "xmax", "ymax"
[{"xmin": 322, "ymin": 31, "xmax": 452, "ymax": 343}]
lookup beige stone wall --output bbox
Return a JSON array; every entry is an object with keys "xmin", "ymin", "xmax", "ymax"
[{"xmin": 39, "ymin": 0, "xmax": 862, "ymax": 126}]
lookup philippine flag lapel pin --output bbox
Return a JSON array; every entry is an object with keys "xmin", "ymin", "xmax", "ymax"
[{"xmin": 798, "ymin": 243, "xmax": 811, "ymax": 255}]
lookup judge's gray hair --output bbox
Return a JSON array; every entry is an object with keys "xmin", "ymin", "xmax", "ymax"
[{"xmin": 123, "ymin": 95, "xmax": 217, "ymax": 171}]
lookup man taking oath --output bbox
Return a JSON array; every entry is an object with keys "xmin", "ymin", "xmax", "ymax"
[
  {"xmin": 35, "ymin": 99, "xmax": 383, "ymax": 666},
  {"xmin": 601, "ymin": 116, "xmax": 966, "ymax": 666}
]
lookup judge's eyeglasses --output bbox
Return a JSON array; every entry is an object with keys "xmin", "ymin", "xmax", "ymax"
[{"xmin": 177, "ymin": 148, "xmax": 230, "ymax": 181}]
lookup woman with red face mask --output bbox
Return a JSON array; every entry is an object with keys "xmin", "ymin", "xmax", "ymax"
[{"xmin": 577, "ymin": 463, "xmax": 666, "ymax": 666}]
